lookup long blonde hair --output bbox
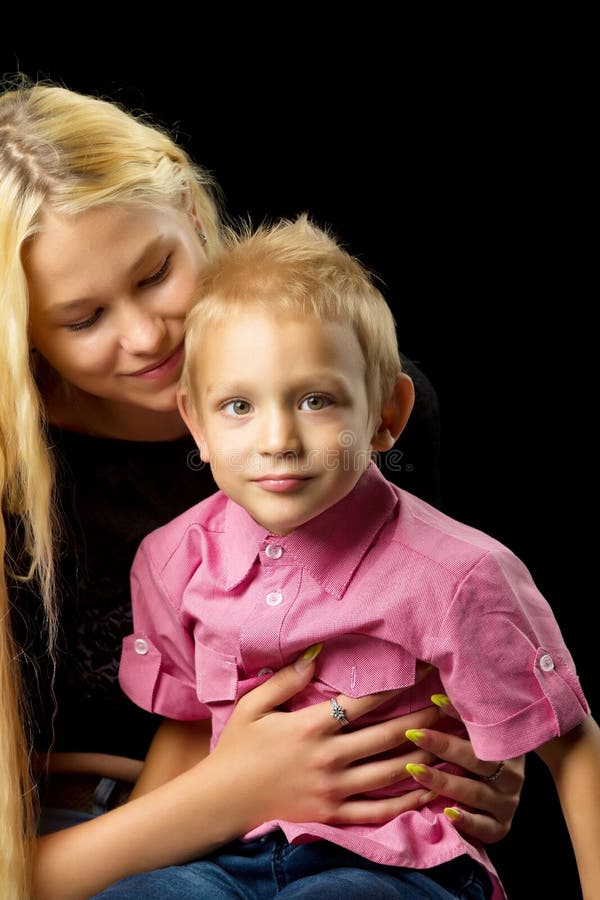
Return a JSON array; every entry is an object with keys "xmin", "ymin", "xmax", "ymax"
[{"xmin": 0, "ymin": 75, "xmax": 221, "ymax": 898}]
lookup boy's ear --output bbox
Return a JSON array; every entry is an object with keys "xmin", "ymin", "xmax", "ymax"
[
  {"xmin": 177, "ymin": 388, "xmax": 210, "ymax": 463},
  {"xmin": 371, "ymin": 372, "xmax": 415, "ymax": 452}
]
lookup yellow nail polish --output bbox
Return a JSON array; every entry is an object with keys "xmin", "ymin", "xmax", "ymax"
[
  {"xmin": 294, "ymin": 643, "xmax": 324, "ymax": 672},
  {"xmin": 301, "ymin": 643, "xmax": 323, "ymax": 661},
  {"xmin": 406, "ymin": 763, "xmax": 428, "ymax": 777},
  {"xmin": 405, "ymin": 729, "xmax": 425, "ymax": 743},
  {"xmin": 431, "ymin": 693, "xmax": 450, "ymax": 708},
  {"xmin": 444, "ymin": 807, "xmax": 461, "ymax": 821}
]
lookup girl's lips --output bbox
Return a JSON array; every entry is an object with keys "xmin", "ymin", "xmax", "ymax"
[
  {"xmin": 127, "ymin": 342, "xmax": 185, "ymax": 380},
  {"xmin": 254, "ymin": 477, "xmax": 312, "ymax": 493}
]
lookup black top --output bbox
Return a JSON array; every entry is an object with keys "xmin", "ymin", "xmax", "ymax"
[{"xmin": 10, "ymin": 357, "xmax": 440, "ymax": 761}]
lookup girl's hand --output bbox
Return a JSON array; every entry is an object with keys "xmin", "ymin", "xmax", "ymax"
[
  {"xmin": 404, "ymin": 694, "xmax": 525, "ymax": 843},
  {"xmin": 31, "ymin": 660, "xmax": 525, "ymax": 900},
  {"xmin": 213, "ymin": 658, "xmax": 524, "ymax": 841},
  {"xmin": 403, "ymin": 733, "xmax": 525, "ymax": 843},
  {"xmin": 211, "ymin": 655, "xmax": 441, "ymax": 830}
]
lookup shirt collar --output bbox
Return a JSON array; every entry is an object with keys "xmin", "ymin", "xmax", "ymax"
[{"xmin": 224, "ymin": 462, "xmax": 398, "ymax": 597}]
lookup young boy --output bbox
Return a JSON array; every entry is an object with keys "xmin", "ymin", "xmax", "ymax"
[{"xmin": 118, "ymin": 216, "xmax": 599, "ymax": 899}]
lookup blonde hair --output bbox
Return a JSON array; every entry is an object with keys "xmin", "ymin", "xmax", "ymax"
[
  {"xmin": 181, "ymin": 214, "xmax": 403, "ymax": 417},
  {"xmin": 0, "ymin": 75, "xmax": 222, "ymax": 898}
]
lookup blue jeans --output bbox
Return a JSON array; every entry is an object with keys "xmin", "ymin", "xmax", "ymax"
[{"xmin": 92, "ymin": 830, "xmax": 492, "ymax": 899}]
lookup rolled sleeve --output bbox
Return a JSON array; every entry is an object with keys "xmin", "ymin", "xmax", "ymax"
[
  {"xmin": 434, "ymin": 549, "xmax": 589, "ymax": 759},
  {"xmin": 118, "ymin": 541, "xmax": 210, "ymax": 721}
]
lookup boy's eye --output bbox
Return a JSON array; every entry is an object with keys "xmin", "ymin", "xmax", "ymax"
[
  {"xmin": 68, "ymin": 308, "xmax": 102, "ymax": 332},
  {"xmin": 223, "ymin": 399, "xmax": 252, "ymax": 416},
  {"xmin": 139, "ymin": 254, "xmax": 171, "ymax": 286},
  {"xmin": 300, "ymin": 395, "xmax": 331, "ymax": 411}
]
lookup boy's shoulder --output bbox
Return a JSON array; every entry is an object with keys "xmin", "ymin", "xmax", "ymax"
[
  {"xmin": 389, "ymin": 484, "xmax": 513, "ymax": 573},
  {"xmin": 136, "ymin": 490, "xmax": 228, "ymax": 571}
]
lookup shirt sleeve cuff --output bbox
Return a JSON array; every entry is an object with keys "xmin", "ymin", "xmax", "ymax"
[
  {"xmin": 465, "ymin": 677, "xmax": 590, "ymax": 759},
  {"xmin": 119, "ymin": 633, "xmax": 210, "ymax": 720}
]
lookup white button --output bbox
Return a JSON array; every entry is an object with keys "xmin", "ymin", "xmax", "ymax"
[
  {"xmin": 539, "ymin": 653, "xmax": 555, "ymax": 672},
  {"xmin": 265, "ymin": 544, "xmax": 283, "ymax": 559},
  {"xmin": 258, "ymin": 667, "xmax": 274, "ymax": 676},
  {"xmin": 134, "ymin": 638, "xmax": 149, "ymax": 655},
  {"xmin": 266, "ymin": 591, "xmax": 283, "ymax": 606}
]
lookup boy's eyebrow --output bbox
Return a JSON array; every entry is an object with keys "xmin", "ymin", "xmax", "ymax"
[
  {"xmin": 202, "ymin": 381, "xmax": 252, "ymax": 402},
  {"xmin": 203, "ymin": 372, "xmax": 353, "ymax": 399}
]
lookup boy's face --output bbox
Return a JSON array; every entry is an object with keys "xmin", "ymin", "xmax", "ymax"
[{"xmin": 181, "ymin": 308, "xmax": 384, "ymax": 535}]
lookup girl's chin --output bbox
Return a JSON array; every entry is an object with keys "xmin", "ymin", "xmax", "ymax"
[{"xmin": 128, "ymin": 387, "xmax": 180, "ymax": 414}]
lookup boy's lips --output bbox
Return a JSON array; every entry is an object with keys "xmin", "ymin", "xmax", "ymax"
[{"xmin": 253, "ymin": 475, "xmax": 313, "ymax": 493}]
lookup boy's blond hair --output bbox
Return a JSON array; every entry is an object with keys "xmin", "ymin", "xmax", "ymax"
[{"xmin": 181, "ymin": 214, "xmax": 403, "ymax": 418}]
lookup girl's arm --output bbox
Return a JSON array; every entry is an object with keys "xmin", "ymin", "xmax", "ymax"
[
  {"xmin": 132, "ymin": 679, "xmax": 524, "ymax": 845},
  {"xmin": 34, "ymin": 657, "xmax": 426, "ymax": 900},
  {"xmin": 34, "ymin": 658, "xmax": 527, "ymax": 900}
]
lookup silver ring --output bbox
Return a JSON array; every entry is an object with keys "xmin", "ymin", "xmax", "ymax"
[
  {"xmin": 330, "ymin": 697, "xmax": 349, "ymax": 727},
  {"xmin": 481, "ymin": 761, "xmax": 505, "ymax": 783}
]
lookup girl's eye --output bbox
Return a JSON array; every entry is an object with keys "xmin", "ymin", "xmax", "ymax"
[
  {"xmin": 68, "ymin": 309, "xmax": 102, "ymax": 332},
  {"xmin": 301, "ymin": 395, "xmax": 331, "ymax": 411},
  {"xmin": 223, "ymin": 399, "xmax": 252, "ymax": 416},
  {"xmin": 140, "ymin": 254, "xmax": 172, "ymax": 287}
]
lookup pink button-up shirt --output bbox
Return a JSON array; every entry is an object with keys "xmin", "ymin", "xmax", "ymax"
[{"xmin": 120, "ymin": 463, "xmax": 589, "ymax": 899}]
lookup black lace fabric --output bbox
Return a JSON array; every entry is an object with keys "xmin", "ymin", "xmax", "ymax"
[{"xmin": 11, "ymin": 427, "xmax": 216, "ymax": 759}]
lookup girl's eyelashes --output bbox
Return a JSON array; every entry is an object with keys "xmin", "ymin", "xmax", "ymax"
[
  {"xmin": 68, "ymin": 308, "xmax": 103, "ymax": 332},
  {"xmin": 66, "ymin": 254, "xmax": 173, "ymax": 332},
  {"xmin": 139, "ymin": 254, "xmax": 172, "ymax": 287}
]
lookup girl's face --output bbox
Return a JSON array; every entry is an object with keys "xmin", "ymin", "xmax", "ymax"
[{"xmin": 25, "ymin": 204, "xmax": 207, "ymax": 415}]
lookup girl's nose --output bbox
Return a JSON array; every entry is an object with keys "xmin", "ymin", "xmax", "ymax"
[{"xmin": 119, "ymin": 306, "xmax": 167, "ymax": 355}]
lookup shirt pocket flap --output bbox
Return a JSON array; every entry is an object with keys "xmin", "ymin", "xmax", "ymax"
[
  {"xmin": 315, "ymin": 635, "xmax": 416, "ymax": 697},
  {"xmin": 195, "ymin": 640, "xmax": 239, "ymax": 703}
]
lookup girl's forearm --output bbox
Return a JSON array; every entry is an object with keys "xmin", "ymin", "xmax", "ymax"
[
  {"xmin": 31, "ymin": 656, "xmax": 318, "ymax": 899},
  {"xmin": 33, "ymin": 755, "xmax": 241, "ymax": 900}
]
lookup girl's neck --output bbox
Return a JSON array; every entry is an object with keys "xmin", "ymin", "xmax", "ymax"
[{"xmin": 47, "ymin": 386, "xmax": 190, "ymax": 442}]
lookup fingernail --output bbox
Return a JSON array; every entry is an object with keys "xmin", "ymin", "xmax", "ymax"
[
  {"xmin": 294, "ymin": 643, "xmax": 323, "ymax": 671},
  {"xmin": 444, "ymin": 807, "xmax": 461, "ymax": 821},
  {"xmin": 405, "ymin": 729, "xmax": 425, "ymax": 743},
  {"xmin": 418, "ymin": 791, "xmax": 438, "ymax": 805},
  {"xmin": 406, "ymin": 763, "xmax": 429, "ymax": 778},
  {"xmin": 431, "ymin": 693, "xmax": 450, "ymax": 708}
]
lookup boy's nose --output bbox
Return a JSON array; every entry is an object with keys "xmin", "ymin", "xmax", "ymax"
[{"xmin": 259, "ymin": 410, "xmax": 302, "ymax": 457}]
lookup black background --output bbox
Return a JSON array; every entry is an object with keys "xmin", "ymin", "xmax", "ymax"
[{"xmin": 2, "ymin": 26, "xmax": 594, "ymax": 899}]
